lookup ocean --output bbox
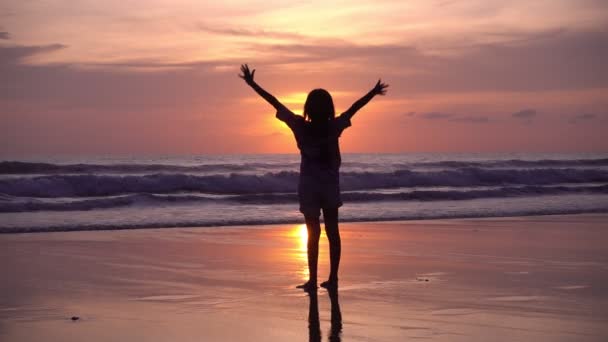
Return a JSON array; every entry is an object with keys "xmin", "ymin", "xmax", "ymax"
[{"xmin": 1, "ymin": 153, "xmax": 608, "ymax": 233}]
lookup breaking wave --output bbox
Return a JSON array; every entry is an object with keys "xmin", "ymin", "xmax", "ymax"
[
  {"xmin": 2, "ymin": 157, "xmax": 607, "ymax": 175},
  {"xmin": 1, "ymin": 184, "xmax": 607, "ymax": 213},
  {"xmin": 1, "ymin": 167, "xmax": 608, "ymax": 198}
]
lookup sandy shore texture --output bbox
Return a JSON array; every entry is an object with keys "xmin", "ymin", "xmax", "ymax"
[{"xmin": 1, "ymin": 215, "xmax": 607, "ymax": 341}]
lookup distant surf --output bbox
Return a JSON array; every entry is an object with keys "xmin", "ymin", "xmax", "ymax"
[{"xmin": 1, "ymin": 153, "xmax": 607, "ymax": 233}]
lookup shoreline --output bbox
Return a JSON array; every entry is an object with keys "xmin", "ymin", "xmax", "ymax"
[
  {"xmin": 2, "ymin": 210, "xmax": 608, "ymax": 234},
  {"xmin": 2, "ymin": 214, "xmax": 607, "ymax": 341}
]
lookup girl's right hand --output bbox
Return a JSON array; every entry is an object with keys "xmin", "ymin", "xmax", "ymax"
[
  {"xmin": 239, "ymin": 64, "xmax": 256, "ymax": 85},
  {"xmin": 372, "ymin": 79, "xmax": 389, "ymax": 96}
]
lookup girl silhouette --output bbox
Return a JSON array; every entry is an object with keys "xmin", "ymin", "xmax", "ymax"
[{"xmin": 239, "ymin": 64, "xmax": 388, "ymax": 290}]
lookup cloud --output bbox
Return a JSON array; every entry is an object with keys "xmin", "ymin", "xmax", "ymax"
[
  {"xmin": 1, "ymin": 28, "xmax": 607, "ymax": 154},
  {"xmin": 0, "ymin": 32, "xmax": 9, "ymax": 40},
  {"xmin": 451, "ymin": 116, "xmax": 490, "ymax": 123},
  {"xmin": 512, "ymin": 109, "xmax": 537, "ymax": 119},
  {"xmin": 251, "ymin": 29, "xmax": 608, "ymax": 93},
  {"xmin": 83, "ymin": 58, "xmax": 227, "ymax": 70},
  {"xmin": 0, "ymin": 43, "xmax": 66, "ymax": 65},
  {"xmin": 569, "ymin": 113, "xmax": 597, "ymax": 124},
  {"xmin": 421, "ymin": 112, "xmax": 453, "ymax": 119},
  {"xmin": 416, "ymin": 112, "xmax": 489, "ymax": 123},
  {"xmin": 438, "ymin": 0, "xmax": 459, "ymax": 7},
  {"xmin": 255, "ymin": 42, "xmax": 421, "ymax": 67},
  {"xmin": 6, "ymin": 28, "xmax": 608, "ymax": 95},
  {"xmin": 476, "ymin": 28, "xmax": 566, "ymax": 47},
  {"xmin": 197, "ymin": 23, "xmax": 305, "ymax": 40},
  {"xmin": 0, "ymin": 43, "xmax": 237, "ymax": 112}
]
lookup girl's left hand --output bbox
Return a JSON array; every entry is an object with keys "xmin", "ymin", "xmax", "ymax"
[{"xmin": 372, "ymin": 79, "xmax": 389, "ymax": 95}]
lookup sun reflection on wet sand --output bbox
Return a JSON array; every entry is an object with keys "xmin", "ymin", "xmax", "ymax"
[
  {"xmin": 291, "ymin": 224, "xmax": 309, "ymax": 281},
  {"xmin": 295, "ymin": 224, "xmax": 307, "ymax": 252},
  {"xmin": 289, "ymin": 223, "xmax": 331, "ymax": 282}
]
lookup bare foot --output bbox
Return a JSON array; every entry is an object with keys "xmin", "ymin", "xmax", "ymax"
[
  {"xmin": 320, "ymin": 279, "xmax": 338, "ymax": 289},
  {"xmin": 296, "ymin": 280, "xmax": 317, "ymax": 291}
]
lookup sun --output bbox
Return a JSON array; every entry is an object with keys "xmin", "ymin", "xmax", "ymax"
[
  {"xmin": 268, "ymin": 115, "xmax": 292, "ymax": 134},
  {"xmin": 279, "ymin": 92, "xmax": 308, "ymax": 107}
]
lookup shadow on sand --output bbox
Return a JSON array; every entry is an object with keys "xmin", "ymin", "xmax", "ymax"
[{"xmin": 307, "ymin": 286, "xmax": 342, "ymax": 342}]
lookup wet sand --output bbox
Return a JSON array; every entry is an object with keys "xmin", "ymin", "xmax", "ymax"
[{"xmin": 1, "ymin": 214, "xmax": 607, "ymax": 341}]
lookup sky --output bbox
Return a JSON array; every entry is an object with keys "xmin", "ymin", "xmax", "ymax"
[{"xmin": 1, "ymin": 0, "xmax": 607, "ymax": 156}]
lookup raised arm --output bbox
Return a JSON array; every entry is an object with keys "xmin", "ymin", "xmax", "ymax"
[
  {"xmin": 341, "ymin": 79, "xmax": 389, "ymax": 120},
  {"xmin": 239, "ymin": 64, "xmax": 289, "ymax": 112}
]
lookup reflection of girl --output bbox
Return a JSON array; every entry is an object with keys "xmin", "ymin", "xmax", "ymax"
[{"xmin": 240, "ymin": 64, "xmax": 388, "ymax": 290}]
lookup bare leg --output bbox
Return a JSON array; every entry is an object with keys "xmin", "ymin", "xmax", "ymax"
[
  {"xmin": 297, "ymin": 214, "xmax": 321, "ymax": 290},
  {"xmin": 321, "ymin": 207, "xmax": 340, "ymax": 288}
]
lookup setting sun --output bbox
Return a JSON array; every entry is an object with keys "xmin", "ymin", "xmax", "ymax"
[{"xmin": 279, "ymin": 93, "xmax": 308, "ymax": 107}]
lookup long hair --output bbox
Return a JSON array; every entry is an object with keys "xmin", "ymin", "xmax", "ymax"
[
  {"xmin": 303, "ymin": 89, "xmax": 335, "ymax": 166},
  {"xmin": 303, "ymin": 88, "xmax": 335, "ymax": 123}
]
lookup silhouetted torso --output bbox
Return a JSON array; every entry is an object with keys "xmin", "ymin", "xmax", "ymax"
[{"xmin": 276, "ymin": 108, "xmax": 351, "ymax": 182}]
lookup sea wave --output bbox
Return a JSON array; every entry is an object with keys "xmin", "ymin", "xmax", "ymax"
[
  {"xmin": 1, "ymin": 167, "xmax": 608, "ymax": 198},
  {"xmin": 2, "ymin": 158, "xmax": 607, "ymax": 175},
  {"xmin": 2, "ymin": 206, "xmax": 607, "ymax": 234},
  {"xmin": 404, "ymin": 158, "xmax": 608, "ymax": 169},
  {"xmin": 0, "ymin": 161, "xmax": 297, "ymax": 175},
  {"xmin": 1, "ymin": 184, "xmax": 607, "ymax": 213}
]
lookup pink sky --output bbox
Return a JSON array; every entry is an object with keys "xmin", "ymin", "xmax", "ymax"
[{"xmin": 1, "ymin": 0, "xmax": 607, "ymax": 155}]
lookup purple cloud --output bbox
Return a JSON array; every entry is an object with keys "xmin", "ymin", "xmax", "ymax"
[
  {"xmin": 417, "ymin": 112, "xmax": 490, "ymax": 123},
  {"xmin": 512, "ymin": 109, "xmax": 537, "ymax": 119},
  {"xmin": 197, "ymin": 23, "xmax": 305, "ymax": 40},
  {"xmin": 569, "ymin": 113, "xmax": 597, "ymax": 124},
  {"xmin": 421, "ymin": 112, "xmax": 453, "ymax": 119},
  {"xmin": 0, "ymin": 43, "xmax": 66, "ymax": 65},
  {"xmin": 451, "ymin": 116, "xmax": 490, "ymax": 123},
  {"xmin": 251, "ymin": 29, "xmax": 608, "ymax": 93}
]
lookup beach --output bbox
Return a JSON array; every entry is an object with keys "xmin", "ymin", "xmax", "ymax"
[{"xmin": 1, "ymin": 214, "xmax": 607, "ymax": 341}]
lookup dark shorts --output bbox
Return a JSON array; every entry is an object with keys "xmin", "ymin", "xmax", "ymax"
[{"xmin": 298, "ymin": 177, "xmax": 343, "ymax": 218}]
